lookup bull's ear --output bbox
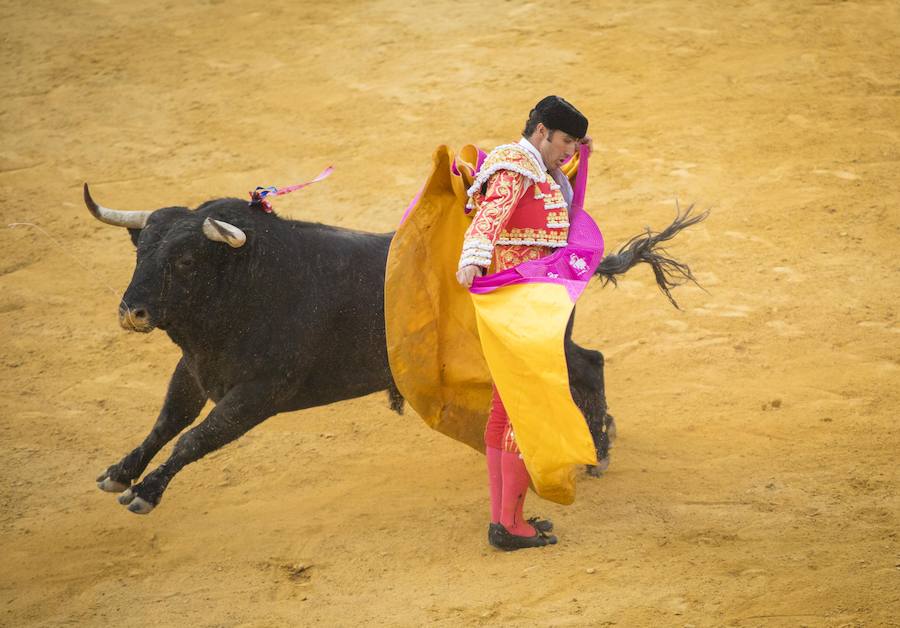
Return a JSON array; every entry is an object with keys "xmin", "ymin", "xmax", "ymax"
[{"xmin": 128, "ymin": 228, "xmax": 142, "ymax": 248}]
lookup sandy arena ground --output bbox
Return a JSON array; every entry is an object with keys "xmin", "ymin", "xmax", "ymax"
[{"xmin": 1, "ymin": 1, "xmax": 898, "ymax": 626}]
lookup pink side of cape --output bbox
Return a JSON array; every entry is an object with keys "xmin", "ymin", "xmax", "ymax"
[{"xmin": 396, "ymin": 144, "xmax": 603, "ymax": 303}]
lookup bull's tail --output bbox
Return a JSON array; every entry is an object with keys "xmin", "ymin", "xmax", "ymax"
[
  {"xmin": 387, "ymin": 381, "xmax": 405, "ymax": 415},
  {"xmin": 595, "ymin": 203, "xmax": 709, "ymax": 309}
]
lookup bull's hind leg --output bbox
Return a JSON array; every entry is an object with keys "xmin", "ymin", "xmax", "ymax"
[
  {"xmin": 97, "ymin": 358, "xmax": 206, "ymax": 492},
  {"xmin": 117, "ymin": 381, "xmax": 275, "ymax": 514},
  {"xmin": 565, "ymin": 323, "xmax": 616, "ymax": 476}
]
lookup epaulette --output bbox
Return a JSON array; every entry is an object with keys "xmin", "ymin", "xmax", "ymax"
[{"xmin": 465, "ymin": 143, "xmax": 546, "ymax": 199}]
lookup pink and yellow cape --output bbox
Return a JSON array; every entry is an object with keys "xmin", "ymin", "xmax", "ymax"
[{"xmin": 385, "ymin": 144, "xmax": 603, "ymax": 504}]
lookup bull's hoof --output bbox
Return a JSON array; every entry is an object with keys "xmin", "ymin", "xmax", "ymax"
[
  {"xmin": 97, "ymin": 476, "xmax": 129, "ymax": 493},
  {"xmin": 97, "ymin": 467, "xmax": 130, "ymax": 493},
  {"xmin": 117, "ymin": 487, "xmax": 135, "ymax": 505},
  {"xmin": 595, "ymin": 455, "xmax": 611, "ymax": 473},
  {"xmin": 586, "ymin": 456, "xmax": 611, "ymax": 477},
  {"xmin": 117, "ymin": 487, "xmax": 156, "ymax": 514},
  {"xmin": 606, "ymin": 416, "xmax": 617, "ymax": 444},
  {"xmin": 127, "ymin": 497, "xmax": 155, "ymax": 514}
]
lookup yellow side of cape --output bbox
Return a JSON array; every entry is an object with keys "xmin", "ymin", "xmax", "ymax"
[
  {"xmin": 471, "ymin": 283, "xmax": 598, "ymax": 504},
  {"xmin": 385, "ymin": 145, "xmax": 586, "ymax": 502}
]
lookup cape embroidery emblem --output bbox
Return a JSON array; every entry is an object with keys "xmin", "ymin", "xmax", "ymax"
[{"xmin": 569, "ymin": 254, "xmax": 588, "ymax": 275}]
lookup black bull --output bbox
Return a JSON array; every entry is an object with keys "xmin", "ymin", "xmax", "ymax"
[{"xmin": 84, "ymin": 183, "xmax": 706, "ymax": 514}]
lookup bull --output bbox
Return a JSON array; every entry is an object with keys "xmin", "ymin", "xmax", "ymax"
[{"xmin": 84, "ymin": 183, "xmax": 705, "ymax": 514}]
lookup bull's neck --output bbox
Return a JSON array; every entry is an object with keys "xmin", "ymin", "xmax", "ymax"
[{"xmin": 162, "ymin": 287, "xmax": 264, "ymax": 356}]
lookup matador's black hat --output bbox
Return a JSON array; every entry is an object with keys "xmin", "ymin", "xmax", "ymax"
[{"xmin": 531, "ymin": 95, "xmax": 588, "ymax": 139}]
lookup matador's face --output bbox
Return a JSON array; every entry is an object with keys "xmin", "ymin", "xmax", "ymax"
[{"xmin": 536, "ymin": 124, "xmax": 580, "ymax": 171}]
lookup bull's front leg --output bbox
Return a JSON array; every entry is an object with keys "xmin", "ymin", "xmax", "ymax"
[
  {"xmin": 97, "ymin": 357, "xmax": 206, "ymax": 493},
  {"xmin": 117, "ymin": 381, "xmax": 277, "ymax": 514}
]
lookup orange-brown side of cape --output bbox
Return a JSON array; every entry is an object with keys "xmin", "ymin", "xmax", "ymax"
[{"xmin": 384, "ymin": 145, "xmax": 581, "ymax": 453}]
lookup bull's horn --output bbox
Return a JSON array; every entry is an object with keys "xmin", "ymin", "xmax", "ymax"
[
  {"xmin": 202, "ymin": 218, "xmax": 246, "ymax": 248},
  {"xmin": 83, "ymin": 183, "xmax": 152, "ymax": 229}
]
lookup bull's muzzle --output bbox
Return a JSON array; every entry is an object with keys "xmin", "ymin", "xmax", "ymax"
[{"xmin": 118, "ymin": 302, "xmax": 155, "ymax": 333}]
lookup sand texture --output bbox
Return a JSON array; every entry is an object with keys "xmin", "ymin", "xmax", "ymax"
[{"xmin": 1, "ymin": 1, "xmax": 898, "ymax": 626}]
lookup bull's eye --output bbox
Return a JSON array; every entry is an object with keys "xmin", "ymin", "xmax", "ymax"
[{"xmin": 176, "ymin": 256, "xmax": 195, "ymax": 270}]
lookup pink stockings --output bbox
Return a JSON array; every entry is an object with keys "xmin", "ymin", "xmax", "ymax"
[
  {"xmin": 486, "ymin": 446, "xmax": 503, "ymax": 522},
  {"xmin": 485, "ymin": 387, "xmax": 536, "ymax": 537}
]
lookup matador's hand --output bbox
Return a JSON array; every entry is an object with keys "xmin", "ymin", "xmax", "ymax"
[
  {"xmin": 580, "ymin": 135, "xmax": 593, "ymax": 155},
  {"xmin": 456, "ymin": 264, "xmax": 482, "ymax": 288}
]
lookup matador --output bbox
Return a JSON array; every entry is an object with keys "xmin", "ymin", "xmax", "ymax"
[{"xmin": 456, "ymin": 95, "xmax": 591, "ymax": 551}]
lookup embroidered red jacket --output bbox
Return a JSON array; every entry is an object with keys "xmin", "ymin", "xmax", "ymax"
[{"xmin": 459, "ymin": 143, "xmax": 569, "ymax": 272}]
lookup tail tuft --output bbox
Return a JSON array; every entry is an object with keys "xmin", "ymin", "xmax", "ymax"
[
  {"xmin": 595, "ymin": 202, "xmax": 709, "ymax": 309},
  {"xmin": 388, "ymin": 383, "xmax": 405, "ymax": 415}
]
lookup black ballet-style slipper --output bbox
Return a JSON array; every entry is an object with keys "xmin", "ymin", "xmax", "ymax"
[
  {"xmin": 527, "ymin": 516, "xmax": 554, "ymax": 533},
  {"xmin": 488, "ymin": 522, "xmax": 558, "ymax": 551},
  {"xmin": 488, "ymin": 522, "xmax": 502, "ymax": 544}
]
